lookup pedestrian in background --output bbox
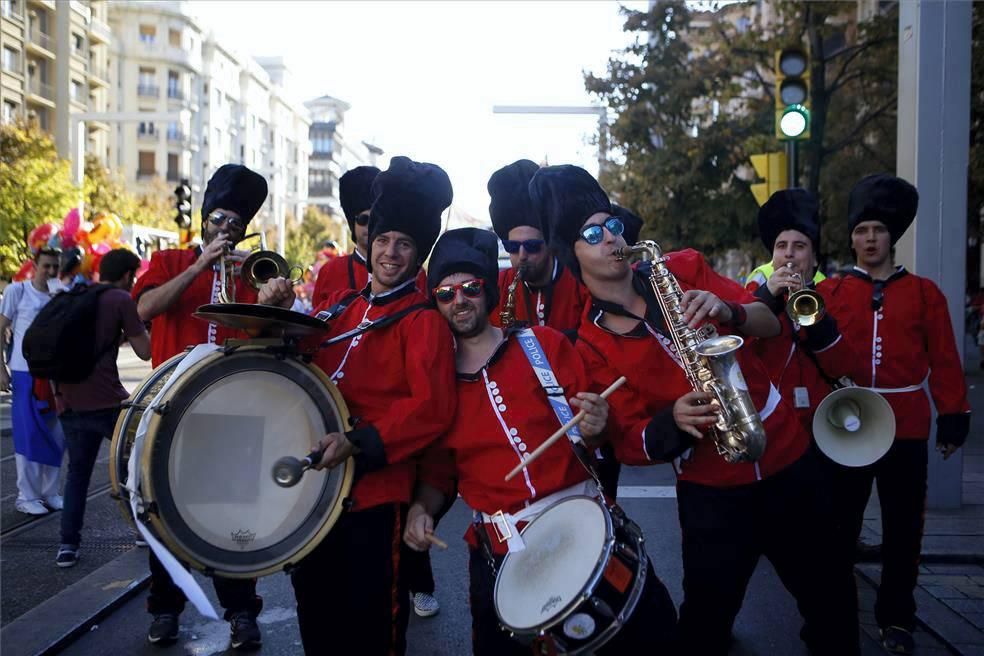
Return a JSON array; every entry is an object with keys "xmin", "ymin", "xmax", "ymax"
[
  {"xmin": 54, "ymin": 249, "xmax": 151, "ymax": 568},
  {"xmin": 0, "ymin": 248, "xmax": 65, "ymax": 516}
]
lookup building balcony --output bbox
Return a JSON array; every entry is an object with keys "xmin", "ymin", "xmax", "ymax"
[
  {"xmin": 88, "ymin": 16, "xmax": 111, "ymax": 44},
  {"xmin": 26, "ymin": 0, "xmax": 56, "ymax": 10},
  {"xmin": 166, "ymin": 170, "xmax": 182, "ymax": 182},
  {"xmin": 166, "ymin": 131, "xmax": 185, "ymax": 143},
  {"xmin": 167, "ymin": 87, "xmax": 184, "ymax": 101},
  {"xmin": 310, "ymin": 151, "xmax": 334, "ymax": 161},
  {"xmin": 137, "ymin": 130, "xmax": 158, "ymax": 142},
  {"xmin": 26, "ymin": 29, "xmax": 55, "ymax": 58},
  {"xmin": 1, "ymin": 1, "xmax": 23, "ymax": 21},
  {"xmin": 137, "ymin": 84, "xmax": 159, "ymax": 98},
  {"xmin": 308, "ymin": 183, "xmax": 336, "ymax": 197},
  {"xmin": 26, "ymin": 77, "xmax": 54, "ymax": 102},
  {"xmin": 88, "ymin": 65, "xmax": 109, "ymax": 86}
]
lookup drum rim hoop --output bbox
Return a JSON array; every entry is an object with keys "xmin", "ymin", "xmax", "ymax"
[
  {"xmin": 494, "ymin": 495, "xmax": 617, "ymax": 633},
  {"xmin": 141, "ymin": 346, "xmax": 354, "ymax": 578}
]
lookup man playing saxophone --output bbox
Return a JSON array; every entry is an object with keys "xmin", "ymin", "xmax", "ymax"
[{"xmin": 530, "ymin": 164, "xmax": 859, "ymax": 656}]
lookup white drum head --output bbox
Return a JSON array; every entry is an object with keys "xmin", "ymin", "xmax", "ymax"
[
  {"xmin": 167, "ymin": 369, "xmax": 328, "ymax": 552},
  {"xmin": 495, "ymin": 497, "xmax": 610, "ymax": 631}
]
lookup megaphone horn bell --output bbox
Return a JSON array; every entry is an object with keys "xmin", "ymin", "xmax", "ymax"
[{"xmin": 812, "ymin": 387, "xmax": 896, "ymax": 468}]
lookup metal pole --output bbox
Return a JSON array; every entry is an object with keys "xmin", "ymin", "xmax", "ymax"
[{"xmin": 785, "ymin": 140, "xmax": 798, "ymax": 188}]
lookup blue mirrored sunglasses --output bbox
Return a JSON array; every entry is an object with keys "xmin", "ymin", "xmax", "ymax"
[
  {"xmin": 502, "ymin": 239, "xmax": 545, "ymax": 254},
  {"xmin": 579, "ymin": 217, "xmax": 624, "ymax": 245}
]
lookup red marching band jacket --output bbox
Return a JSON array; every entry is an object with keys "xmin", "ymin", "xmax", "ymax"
[
  {"xmin": 131, "ymin": 248, "xmax": 259, "ymax": 368},
  {"xmin": 576, "ymin": 249, "xmax": 811, "ymax": 488},
  {"xmin": 816, "ymin": 267, "xmax": 970, "ymax": 443},
  {"xmin": 310, "ymin": 279, "xmax": 457, "ymax": 511},
  {"xmin": 419, "ymin": 326, "xmax": 595, "ymax": 552},
  {"xmin": 745, "ymin": 276, "xmax": 860, "ymax": 432},
  {"xmin": 490, "ymin": 261, "xmax": 591, "ymax": 334},
  {"xmin": 312, "ymin": 251, "xmax": 428, "ymax": 308}
]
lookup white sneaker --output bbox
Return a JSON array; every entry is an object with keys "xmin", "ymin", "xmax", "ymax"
[
  {"xmin": 43, "ymin": 495, "xmax": 64, "ymax": 510},
  {"xmin": 412, "ymin": 592, "xmax": 440, "ymax": 618},
  {"xmin": 15, "ymin": 499, "xmax": 49, "ymax": 515}
]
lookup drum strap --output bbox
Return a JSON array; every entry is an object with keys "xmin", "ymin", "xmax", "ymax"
[{"xmin": 515, "ymin": 329, "xmax": 604, "ymax": 493}]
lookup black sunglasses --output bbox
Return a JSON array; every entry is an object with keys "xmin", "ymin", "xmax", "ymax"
[
  {"xmin": 579, "ymin": 217, "xmax": 624, "ymax": 245},
  {"xmin": 354, "ymin": 213, "xmax": 370, "ymax": 227},
  {"xmin": 433, "ymin": 279, "xmax": 485, "ymax": 304},
  {"xmin": 207, "ymin": 211, "xmax": 246, "ymax": 232},
  {"xmin": 502, "ymin": 239, "xmax": 545, "ymax": 255}
]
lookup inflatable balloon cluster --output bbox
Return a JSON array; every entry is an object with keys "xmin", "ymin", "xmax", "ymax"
[{"xmin": 14, "ymin": 209, "xmax": 134, "ymax": 281}]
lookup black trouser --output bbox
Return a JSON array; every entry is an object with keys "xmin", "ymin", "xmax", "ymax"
[
  {"xmin": 595, "ymin": 443, "xmax": 622, "ymax": 501},
  {"xmin": 468, "ymin": 546, "xmax": 679, "ymax": 656},
  {"xmin": 291, "ymin": 503, "xmax": 410, "ymax": 656},
  {"xmin": 676, "ymin": 450, "xmax": 859, "ymax": 656},
  {"xmin": 147, "ymin": 552, "xmax": 262, "ymax": 621},
  {"xmin": 831, "ymin": 439, "xmax": 928, "ymax": 632},
  {"xmin": 401, "ymin": 543, "xmax": 435, "ymax": 595}
]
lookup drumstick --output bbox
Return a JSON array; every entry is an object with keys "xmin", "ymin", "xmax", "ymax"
[
  {"xmin": 425, "ymin": 533, "xmax": 448, "ymax": 550},
  {"xmin": 504, "ymin": 376, "xmax": 627, "ymax": 482}
]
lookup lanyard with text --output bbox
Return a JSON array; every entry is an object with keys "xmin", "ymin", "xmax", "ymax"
[{"xmin": 516, "ymin": 328, "xmax": 583, "ymax": 445}]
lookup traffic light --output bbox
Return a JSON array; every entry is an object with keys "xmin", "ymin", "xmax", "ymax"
[
  {"xmin": 174, "ymin": 179, "xmax": 192, "ymax": 230},
  {"xmin": 750, "ymin": 151, "xmax": 788, "ymax": 206},
  {"xmin": 775, "ymin": 47, "xmax": 811, "ymax": 140}
]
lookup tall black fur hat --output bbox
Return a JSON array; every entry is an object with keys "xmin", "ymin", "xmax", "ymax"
[
  {"xmin": 427, "ymin": 228, "xmax": 501, "ymax": 313},
  {"xmin": 488, "ymin": 159, "xmax": 541, "ymax": 241},
  {"xmin": 202, "ymin": 164, "xmax": 268, "ymax": 224},
  {"xmin": 340, "ymin": 166, "xmax": 381, "ymax": 237},
  {"xmin": 847, "ymin": 174, "xmax": 918, "ymax": 245}
]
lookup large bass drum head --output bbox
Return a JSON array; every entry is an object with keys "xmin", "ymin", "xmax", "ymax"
[
  {"xmin": 109, "ymin": 352, "xmax": 187, "ymax": 522},
  {"xmin": 142, "ymin": 347, "xmax": 352, "ymax": 578},
  {"xmin": 495, "ymin": 496, "xmax": 611, "ymax": 632}
]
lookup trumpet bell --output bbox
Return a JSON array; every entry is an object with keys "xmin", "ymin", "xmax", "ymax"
[
  {"xmin": 787, "ymin": 288, "xmax": 825, "ymax": 327},
  {"xmin": 813, "ymin": 387, "xmax": 895, "ymax": 467},
  {"xmin": 241, "ymin": 250, "xmax": 303, "ymax": 289}
]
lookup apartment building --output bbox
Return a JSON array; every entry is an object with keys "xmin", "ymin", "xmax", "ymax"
[{"xmin": 0, "ymin": 0, "xmax": 112, "ymax": 165}]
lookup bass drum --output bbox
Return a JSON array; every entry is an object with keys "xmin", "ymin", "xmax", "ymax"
[{"xmin": 109, "ymin": 345, "xmax": 353, "ymax": 578}]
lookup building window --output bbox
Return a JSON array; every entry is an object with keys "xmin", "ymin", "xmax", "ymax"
[
  {"xmin": 167, "ymin": 153, "xmax": 179, "ymax": 181},
  {"xmin": 168, "ymin": 28, "xmax": 180, "ymax": 47},
  {"xmin": 138, "ymin": 121, "xmax": 156, "ymax": 135},
  {"xmin": 138, "ymin": 67, "xmax": 157, "ymax": 97},
  {"xmin": 2, "ymin": 100, "xmax": 17, "ymax": 123},
  {"xmin": 166, "ymin": 121, "xmax": 180, "ymax": 139},
  {"xmin": 139, "ymin": 24, "xmax": 156, "ymax": 44},
  {"xmin": 167, "ymin": 70, "xmax": 180, "ymax": 98},
  {"xmin": 0, "ymin": 0, "xmax": 16, "ymax": 19},
  {"xmin": 72, "ymin": 32, "xmax": 84, "ymax": 55},
  {"xmin": 2, "ymin": 46, "xmax": 17, "ymax": 72},
  {"xmin": 70, "ymin": 79, "xmax": 83, "ymax": 102},
  {"xmin": 138, "ymin": 151, "xmax": 155, "ymax": 177}
]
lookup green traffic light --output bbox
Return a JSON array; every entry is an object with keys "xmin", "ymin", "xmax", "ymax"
[{"xmin": 780, "ymin": 104, "xmax": 810, "ymax": 139}]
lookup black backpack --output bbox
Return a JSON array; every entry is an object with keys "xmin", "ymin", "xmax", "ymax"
[{"xmin": 22, "ymin": 283, "xmax": 115, "ymax": 383}]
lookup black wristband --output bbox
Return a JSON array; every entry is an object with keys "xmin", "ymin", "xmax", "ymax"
[
  {"xmin": 753, "ymin": 283, "xmax": 785, "ymax": 315},
  {"xmin": 643, "ymin": 407, "xmax": 696, "ymax": 461},
  {"xmin": 803, "ymin": 313, "xmax": 840, "ymax": 351},
  {"xmin": 346, "ymin": 425, "xmax": 387, "ymax": 478},
  {"xmin": 724, "ymin": 302, "xmax": 747, "ymax": 327}
]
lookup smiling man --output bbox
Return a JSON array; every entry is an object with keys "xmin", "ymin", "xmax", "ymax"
[
  {"xmin": 487, "ymin": 159, "xmax": 589, "ymax": 333},
  {"xmin": 259, "ymin": 156, "xmax": 457, "ymax": 656}
]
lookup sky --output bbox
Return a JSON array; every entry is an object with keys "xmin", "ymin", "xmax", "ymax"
[{"xmin": 190, "ymin": 1, "xmax": 651, "ymax": 225}]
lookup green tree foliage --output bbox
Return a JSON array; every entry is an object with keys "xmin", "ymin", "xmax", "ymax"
[
  {"xmin": 0, "ymin": 120, "xmax": 77, "ymax": 278},
  {"xmin": 84, "ymin": 156, "xmax": 176, "ymax": 233},
  {"xmin": 268, "ymin": 206, "xmax": 342, "ymax": 271},
  {"xmin": 587, "ymin": 1, "xmax": 898, "ymax": 263}
]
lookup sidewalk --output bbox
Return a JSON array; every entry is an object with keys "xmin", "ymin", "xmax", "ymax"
[{"xmin": 853, "ymin": 343, "xmax": 984, "ymax": 654}]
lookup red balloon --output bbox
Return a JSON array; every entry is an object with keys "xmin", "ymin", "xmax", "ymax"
[{"xmin": 12, "ymin": 259, "xmax": 34, "ymax": 281}]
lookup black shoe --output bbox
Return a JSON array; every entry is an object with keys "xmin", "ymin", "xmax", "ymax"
[
  {"xmin": 229, "ymin": 611, "xmax": 262, "ymax": 651},
  {"xmin": 55, "ymin": 546, "xmax": 79, "ymax": 568},
  {"xmin": 854, "ymin": 538, "xmax": 882, "ymax": 562},
  {"xmin": 880, "ymin": 625, "xmax": 914, "ymax": 655},
  {"xmin": 147, "ymin": 613, "xmax": 179, "ymax": 645}
]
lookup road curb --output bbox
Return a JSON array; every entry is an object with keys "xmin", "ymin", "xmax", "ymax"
[{"xmin": 0, "ymin": 548, "xmax": 150, "ymax": 656}]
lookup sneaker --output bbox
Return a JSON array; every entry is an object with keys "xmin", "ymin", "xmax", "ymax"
[
  {"xmin": 56, "ymin": 545, "xmax": 79, "ymax": 568},
  {"xmin": 43, "ymin": 495, "xmax": 64, "ymax": 510},
  {"xmin": 134, "ymin": 533, "xmax": 148, "ymax": 547},
  {"xmin": 15, "ymin": 499, "xmax": 49, "ymax": 515},
  {"xmin": 880, "ymin": 626, "xmax": 914, "ymax": 655},
  {"xmin": 412, "ymin": 591, "xmax": 440, "ymax": 618},
  {"xmin": 147, "ymin": 613, "xmax": 179, "ymax": 645},
  {"xmin": 229, "ymin": 611, "xmax": 262, "ymax": 651}
]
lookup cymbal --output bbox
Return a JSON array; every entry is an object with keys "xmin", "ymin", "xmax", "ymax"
[{"xmin": 194, "ymin": 303, "xmax": 328, "ymax": 338}]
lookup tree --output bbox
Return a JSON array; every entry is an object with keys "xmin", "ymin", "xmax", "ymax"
[
  {"xmin": 587, "ymin": 1, "xmax": 899, "ymax": 263},
  {"xmin": 84, "ymin": 157, "xmax": 176, "ymax": 233},
  {"xmin": 0, "ymin": 119, "xmax": 77, "ymax": 278},
  {"xmin": 268, "ymin": 206, "xmax": 342, "ymax": 271}
]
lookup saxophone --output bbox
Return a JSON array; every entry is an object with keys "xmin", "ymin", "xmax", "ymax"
[
  {"xmin": 615, "ymin": 241, "xmax": 767, "ymax": 464},
  {"xmin": 499, "ymin": 268, "xmax": 523, "ymax": 328}
]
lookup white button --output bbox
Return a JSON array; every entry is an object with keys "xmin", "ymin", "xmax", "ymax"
[
  {"xmin": 498, "ymin": 404, "xmax": 506, "ymax": 412},
  {"xmin": 336, "ymin": 372, "xmax": 345, "ymax": 379},
  {"xmin": 875, "ymin": 359, "xmax": 882, "ymax": 364},
  {"xmin": 513, "ymin": 436, "xmax": 522, "ymax": 444},
  {"xmin": 518, "ymin": 443, "xmax": 527, "ymax": 452},
  {"xmin": 510, "ymin": 428, "xmax": 518, "ymax": 436},
  {"xmin": 876, "ymin": 337, "xmax": 882, "ymax": 343},
  {"xmin": 878, "ymin": 314, "xmax": 884, "ymax": 320},
  {"xmin": 495, "ymin": 395, "xmax": 503, "ymax": 404}
]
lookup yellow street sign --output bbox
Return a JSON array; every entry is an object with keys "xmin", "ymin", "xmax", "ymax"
[{"xmin": 750, "ymin": 151, "xmax": 788, "ymax": 206}]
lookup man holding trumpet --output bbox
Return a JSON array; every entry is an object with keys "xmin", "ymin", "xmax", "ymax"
[{"xmin": 404, "ymin": 227, "xmax": 678, "ymax": 656}]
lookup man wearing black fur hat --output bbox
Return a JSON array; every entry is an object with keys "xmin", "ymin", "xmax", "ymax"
[
  {"xmin": 816, "ymin": 174, "xmax": 970, "ymax": 655},
  {"xmin": 488, "ymin": 159, "xmax": 589, "ymax": 333},
  {"xmin": 744, "ymin": 189, "xmax": 858, "ymax": 432},
  {"xmin": 404, "ymin": 227, "xmax": 679, "ymax": 656},
  {"xmin": 535, "ymin": 164, "xmax": 860, "ymax": 656},
  {"xmin": 132, "ymin": 163, "xmax": 268, "ymax": 650},
  {"xmin": 259, "ymin": 156, "xmax": 457, "ymax": 656}
]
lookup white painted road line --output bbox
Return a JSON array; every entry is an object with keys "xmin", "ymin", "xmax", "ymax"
[{"xmin": 616, "ymin": 485, "xmax": 677, "ymax": 498}]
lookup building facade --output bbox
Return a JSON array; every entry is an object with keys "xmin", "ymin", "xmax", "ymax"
[{"xmin": 1, "ymin": 0, "xmax": 112, "ymax": 165}]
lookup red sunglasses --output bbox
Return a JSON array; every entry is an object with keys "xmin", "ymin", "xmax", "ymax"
[{"xmin": 432, "ymin": 278, "xmax": 485, "ymax": 304}]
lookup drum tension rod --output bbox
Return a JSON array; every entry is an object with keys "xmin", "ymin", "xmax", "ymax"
[{"xmin": 153, "ymin": 401, "xmax": 172, "ymax": 416}]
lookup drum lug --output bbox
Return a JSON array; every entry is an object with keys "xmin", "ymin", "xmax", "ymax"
[
  {"xmin": 342, "ymin": 497, "xmax": 354, "ymax": 511},
  {"xmin": 153, "ymin": 401, "xmax": 171, "ymax": 416},
  {"xmin": 590, "ymin": 595, "xmax": 616, "ymax": 619}
]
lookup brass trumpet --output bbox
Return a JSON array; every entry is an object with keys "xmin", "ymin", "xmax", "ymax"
[
  {"xmin": 217, "ymin": 232, "xmax": 304, "ymax": 304},
  {"xmin": 784, "ymin": 262, "xmax": 825, "ymax": 327}
]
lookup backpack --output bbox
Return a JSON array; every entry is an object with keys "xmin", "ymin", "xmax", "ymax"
[{"xmin": 22, "ymin": 283, "xmax": 115, "ymax": 383}]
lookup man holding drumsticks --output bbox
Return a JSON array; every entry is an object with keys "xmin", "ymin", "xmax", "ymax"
[{"xmin": 403, "ymin": 227, "xmax": 678, "ymax": 656}]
